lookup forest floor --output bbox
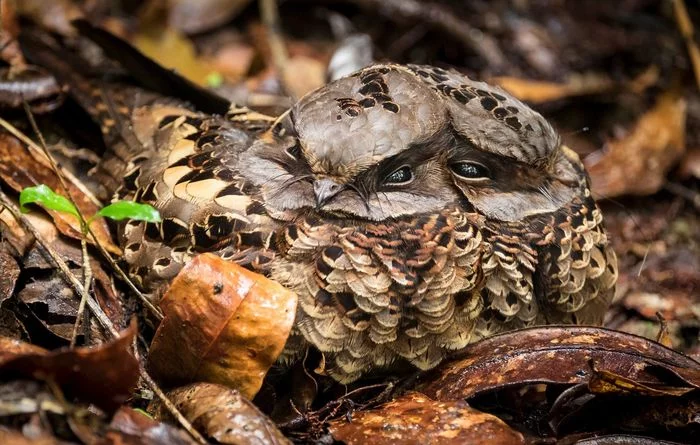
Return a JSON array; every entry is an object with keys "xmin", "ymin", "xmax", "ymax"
[{"xmin": 0, "ymin": 1, "xmax": 698, "ymax": 444}]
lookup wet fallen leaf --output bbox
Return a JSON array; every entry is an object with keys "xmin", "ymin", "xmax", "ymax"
[
  {"xmin": 0, "ymin": 133, "xmax": 120, "ymax": 254},
  {"xmin": 329, "ymin": 392, "xmax": 524, "ymax": 445},
  {"xmin": 418, "ymin": 326, "xmax": 700, "ymax": 401},
  {"xmin": 0, "ymin": 338, "xmax": 47, "ymax": 360},
  {"xmin": 0, "ymin": 321, "xmax": 138, "ymax": 412},
  {"xmin": 106, "ymin": 407, "xmax": 198, "ymax": 445},
  {"xmin": 167, "ymin": 0, "xmax": 253, "ymax": 34},
  {"xmin": 585, "ymin": 91, "xmax": 687, "ymax": 198},
  {"xmin": 148, "ymin": 253, "xmax": 298, "ymax": 399},
  {"xmin": 151, "ymin": 382, "xmax": 290, "ymax": 445}
]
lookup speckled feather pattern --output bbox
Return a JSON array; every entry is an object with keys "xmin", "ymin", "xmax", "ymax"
[{"xmin": 77, "ymin": 63, "xmax": 616, "ymax": 382}]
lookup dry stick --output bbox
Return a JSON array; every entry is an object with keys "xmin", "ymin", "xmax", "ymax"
[
  {"xmin": 672, "ymin": 0, "xmax": 700, "ymax": 90},
  {"xmin": 0, "ymin": 117, "xmax": 163, "ymax": 320},
  {"xmin": 0, "ymin": 189, "xmax": 208, "ymax": 445},
  {"xmin": 345, "ymin": 0, "xmax": 506, "ymax": 70},
  {"xmin": 20, "ymin": 101, "xmax": 93, "ymax": 346},
  {"xmin": 259, "ymin": 0, "xmax": 292, "ymax": 98}
]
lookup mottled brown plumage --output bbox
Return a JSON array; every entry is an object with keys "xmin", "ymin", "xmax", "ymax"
[{"xmin": 35, "ymin": 32, "xmax": 617, "ymax": 383}]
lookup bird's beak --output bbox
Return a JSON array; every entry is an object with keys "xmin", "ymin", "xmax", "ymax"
[{"xmin": 313, "ymin": 178, "xmax": 344, "ymax": 208}]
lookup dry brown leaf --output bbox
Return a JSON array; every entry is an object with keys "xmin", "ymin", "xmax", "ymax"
[
  {"xmin": 148, "ymin": 253, "xmax": 298, "ymax": 399},
  {"xmin": 151, "ymin": 382, "xmax": 290, "ymax": 445},
  {"xmin": 329, "ymin": 392, "xmax": 524, "ymax": 445},
  {"xmin": 585, "ymin": 91, "xmax": 687, "ymax": 198},
  {"xmin": 0, "ymin": 133, "xmax": 120, "ymax": 254},
  {"xmin": 493, "ymin": 66, "xmax": 658, "ymax": 103},
  {"xmin": 493, "ymin": 73, "xmax": 615, "ymax": 103},
  {"xmin": 132, "ymin": 26, "xmax": 219, "ymax": 86},
  {"xmin": 0, "ymin": 321, "xmax": 138, "ymax": 412}
]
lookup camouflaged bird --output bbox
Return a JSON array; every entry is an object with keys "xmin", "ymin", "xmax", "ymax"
[{"xmin": 30, "ymin": 29, "xmax": 617, "ymax": 382}]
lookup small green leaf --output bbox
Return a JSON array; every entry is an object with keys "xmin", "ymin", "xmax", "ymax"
[
  {"xmin": 97, "ymin": 201, "xmax": 161, "ymax": 223},
  {"xmin": 19, "ymin": 185, "xmax": 79, "ymax": 217}
]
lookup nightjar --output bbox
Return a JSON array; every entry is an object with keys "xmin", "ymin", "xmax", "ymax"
[{"xmin": 27, "ymin": 24, "xmax": 618, "ymax": 383}]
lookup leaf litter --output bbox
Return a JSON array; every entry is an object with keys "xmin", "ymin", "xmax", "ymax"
[{"xmin": 0, "ymin": 0, "xmax": 698, "ymax": 443}]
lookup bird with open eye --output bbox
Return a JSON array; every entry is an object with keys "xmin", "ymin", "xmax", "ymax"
[{"xmin": 33, "ymin": 30, "xmax": 617, "ymax": 383}]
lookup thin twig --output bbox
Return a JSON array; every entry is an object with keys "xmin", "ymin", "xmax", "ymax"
[
  {"xmin": 70, "ymin": 237, "xmax": 93, "ymax": 346},
  {"xmin": 21, "ymin": 100, "xmax": 96, "ymax": 347},
  {"xmin": 0, "ymin": 189, "xmax": 207, "ymax": 445},
  {"xmin": 259, "ymin": 0, "xmax": 292, "ymax": 97},
  {"xmin": 672, "ymin": 0, "xmax": 700, "ymax": 90}
]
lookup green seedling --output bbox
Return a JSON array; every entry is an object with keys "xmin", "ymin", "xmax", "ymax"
[
  {"xmin": 19, "ymin": 184, "xmax": 161, "ymax": 232},
  {"xmin": 19, "ymin": 184, "xmax": 162, "ymax": 346}
]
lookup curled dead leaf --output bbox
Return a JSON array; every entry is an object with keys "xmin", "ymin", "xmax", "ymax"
[
  {"xmin": 329, "ymin": 392, "xmax": 524, "ymax": 445},
  {"xmin": 588, "ymin": 361, "xmax": 695, "ymax": 397},
  {"xmin": 418, "ymin": 326, "xmax": 700, "ymax": 402},
  {"xmin": 148, "ymin": 253, "xmax": 298, "ymax": 399},
  {"xmin": 0, "ymin": 321, "xmax": 138, "ymax": 412},
  {"xmin": 585, "ymin": 91, "xmax": 687, "ymax": 198},
  {"xmin": 151, "ymin": 382, "xmax": 290, "ymax": 445}
]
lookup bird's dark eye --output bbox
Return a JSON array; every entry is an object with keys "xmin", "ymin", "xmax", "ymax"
[
  {"xmin": 450, "ymin": 162, "xmax": 490, "ymax": 180},
  {"xmin": 286, "ymin": 143, "xmax": 302, "ymax": 160},
  {"xmin": 384, "ymin": 166, "xmax": 413, "ymax": 185}
]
